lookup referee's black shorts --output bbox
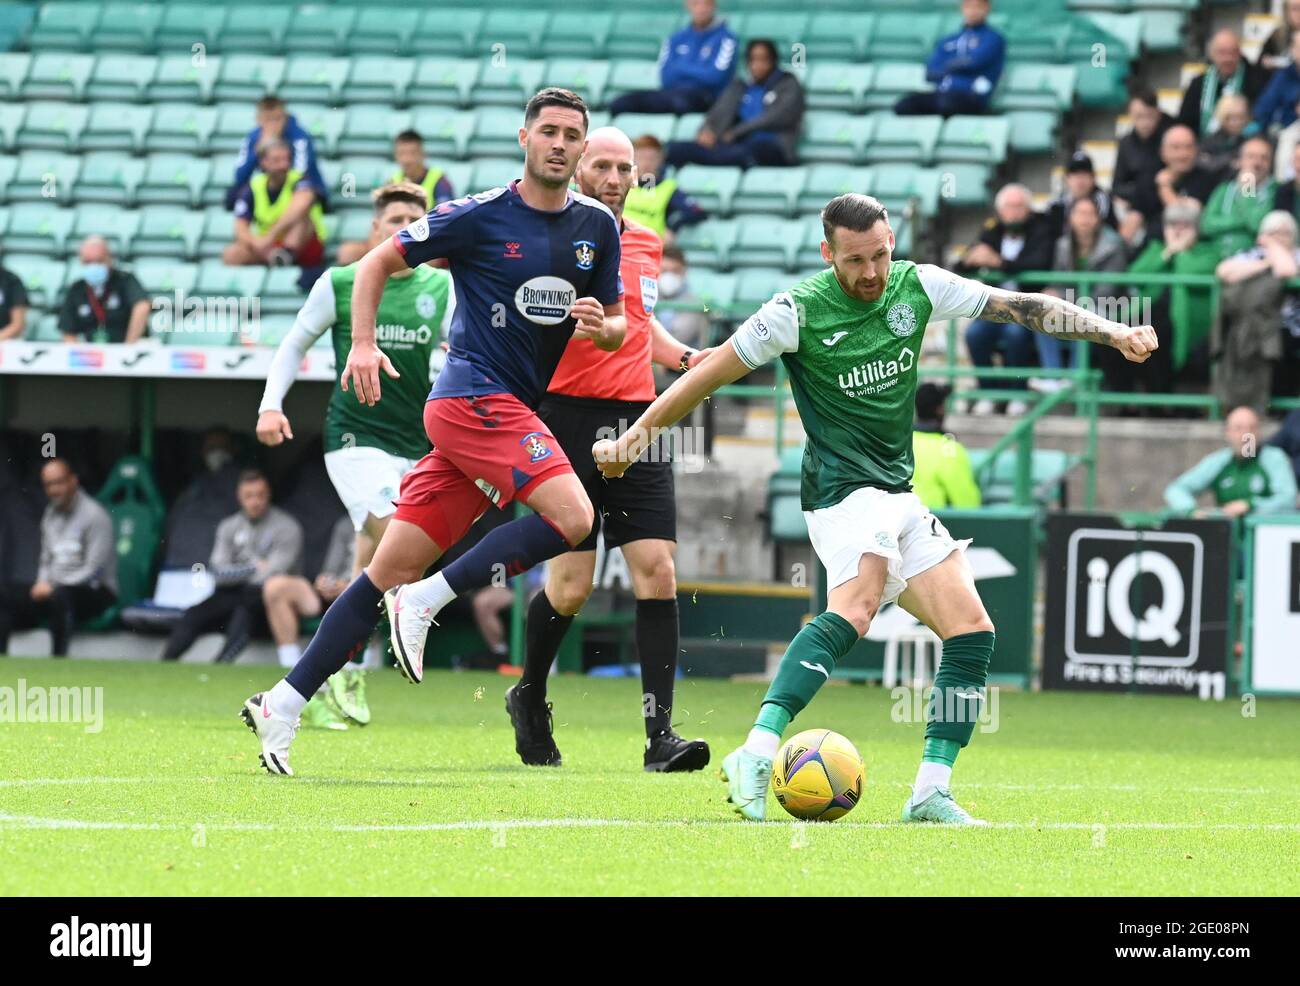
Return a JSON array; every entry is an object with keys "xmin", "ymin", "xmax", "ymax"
[{"xmin": 538, "ymin": 393, "xmax": 677, "ymax": 552}]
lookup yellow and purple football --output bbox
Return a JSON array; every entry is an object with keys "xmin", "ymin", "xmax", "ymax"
[{"xmin": 771, "ymin": 728, "xmax": 865, "ymax": 821}]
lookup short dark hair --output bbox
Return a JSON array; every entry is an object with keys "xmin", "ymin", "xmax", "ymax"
[
  {"xmin": 373, "ymin": 180, "xmax": 429, "ymax": 214},
  {"xmin": 746, "ymin": 38, "xmax": 778, "ymax": 63},
  {"xmin": 821, "ymin": 193, "xmax": 889, "ymax": 244},
  {"xmin": 256, "ymin": 96, "xmax": 286, "ymax": 114},
  {"xmin": 1130, "ymin": 88, "xmax": 1159, "ymax": 110},
  {"xmin": 662, "ymin": 243, "xmax": 687, "ymax": 265},
  {"xmin": 524, "ymin": 87, "xmax": 589, "ymax": 131},
  {"xmin": 394, "ymin": 129, "xmax": 423, "ymax": 145},
  {"xmin": 633, "ymin": 134, "xmax": 664, "ymax": 152},
  {"xmin": 237, "ymin": 468, "xmax": 269, "ymax": 488}
]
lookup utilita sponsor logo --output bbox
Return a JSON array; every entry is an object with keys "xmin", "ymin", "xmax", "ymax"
[{"xmin": 49, "ymin": 916, "xmax": 151, "ymax": 966}]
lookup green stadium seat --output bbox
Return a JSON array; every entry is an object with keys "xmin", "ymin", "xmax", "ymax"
[
  {"xmin": 338, "ymin": 104, "xmax": 413, "ymax": 157},
  {"xmin": 799, "ymin": 163, "xmax": 868, "ymax": 214},
  {"xmin": 222, "ymin": 5, "xmax": 292, "ymax": 55},
  {"xmin": 347, "ymin": 6, "xmax": 419, "ymax": 56},
  {"xmin": 607, "ymin": 11, "xmax": 678, "ymax": 60},
  {"xmin": 863, "ymin": 112, "xmax": 941, "ymax": 164},
  {"xmin": 805, "ymin": 63, "xmax": 873, "ymax": 113},
  {"xmin": 995, "ymin": 64, "xmax": 1077, "ymax": 113},
  {"xmin": 21, "ymin": 53, "xmax": 95, "ymax": 101},
  {"xmin": 970, "ymin": 447, "xmax": 1071, "ymax": 506},
  {"xmin": 685, "ymin": 269, "xmax": 737, "ymax": 311},
  {"xmin": 4, "ymin": 204, "xmax": 76, "ymax": 256},
  {"xmin": 479, "ymin": 10, "xmax": 552, "ymax": 60},
  {"xmin": 195, "ymin": 260, "xmax": 266, "ymax": 302},
  {"xmin": 90, "ymin": 3, "xmax": 163, "ymax": 52},
  {"xmin": 147, "ymin": 54, "xmax": 217, "ymax": 104},
  {"xmin": 126, "ymin": 259, "xmax": 197, "ymax": 309},
  {"xmin": 410, "ymin": 8, "xmax": 485, "ymax": 58},
  {"xmin": 288, "ymin": 104, "xmax": 347, "ymax": 158},
  {"xmin": 673, "ymin": 165, "xmax": 742, "ymax": 215},
  {"xmin": 10, "ymin": 151, "xmax": 81, "ymax": 203},
  {"xmin": 16, "ymin": 101, "xmax": 89, "ymax": 152},
  {"xmin": 671, "ymin": 113, "xmax": 706, "ymax": 142},
  {"xmin": 468, "ymin": 158, "xmax": 521, "ymax": 193},
  {"xmin": 469, "ymin": 106, "xmax": 532, "ymax": 158},
  {"xmin": 676, "ymin": 218, "xmax": 739, "ymax": 270},
  {"xmin": 733, "ymin": 267, "xmax": 788, "ymax": 308},
  {"xmin": 409, "ymin": 58, "xmax": 481, "ymax": 108},
  {"xmin": 870, "ymin": 164, "xmax": 943, "ymax": 218},
  {"xmin": 155, "ymin": 4, "xmax": 227, "ymax": 52},
  {"xmin": 28, "ymin": 313, "xmax": 64, "ymax": 343},
  {"xmin": 27, "ymin": 2, "xmax": 99, "ymax": 51},
  {"xmin": 213, "ymin": 54, "xmax": 286, "ymax": 104},
  {"xmin": 2, "ymin": 255, "xmax": 68, "ymax": 310},
  {"xmin": 996, "ymin": 16, "xmax": 1069, "ymax": 61},
  {"xmin": 344, "ymin": 57, "xmax": 415, "ymax": 106},
  {"xmin": 606, "ymin": 60, "xmax": 661, "ymax": 104},
  {"xmin": 138, "ymin": 153, "xmax": 210, "ymax": 208},
  {"xmin": 932, "ymin": 161, "xmax": 992, "ymax": 207},
  {"xmin": 734, "ymin": 11, "xmax": 810, "ymax": 53},
  {"xmin": 799, "ymin": 114, "xmax": 867, "ymax": 165},
  {"xmin": 443, "ymin": 161, "xmax": 474, "ymax": 198},
  {"xmin": 332, "ymin": 156, "xmax": 399, "ymax": 205},
  {"xmin": 410, "ymin": 108, "xmax": 476, "ymax": 160},
  {"xmin": 865, "ymin": 12, "xmax": 943, "ymax": 61},
  {"xmin": 0, "ymin": 53, "xmax": 30, "ymax": 100},
  {"xmin": 73, "ymin": 203, "xmax": 139, "ymax": 256},
  {"xmin": 87, "ymin": 53, "xmax": 155, "ymax": 102},
  {"xmin": 733, "ymin": 217, "xmax": 808, "ymax": 270},
  {"xmin": 211, "ymin": 103, "xmax": 254, "ymax": 154},
  {"xmin": 1074, "ymin": 59, "xmax": 1128, "ymax": 109},
  {"xmin": 261, "ymin": 266, "xmax": 307, "ymax": 316},
  {"xmin": 806, "ymin": 12, "xmax": 874, "ymax": 61},
  {"xmin": 542, "ymin": 12, "xmax": 615, "ymax": 59},
  {"xmin": 936, "ymin": 115, "xmax": 1010, "ymax": 165},
  {"xmin": 474, "ymin": 58, "xmax": 546, "ymax": 108},
  {"xmin": 80, "ymin": 103, "xmax": 153, "ymax": 154},
  {"xmin": 75, "ymin": 151, "xmax": 146, "ymax": 206},
  {"xmin": 147, "ymin": 103, "xmax": 218, "ymax": 154},
  {"xmin": 610, "ymin": 111, "xmax": 674, "ymax": 145},
  {"xmin": 279, "ymin": 56, "xmax": 351, "ymax": 105},
  {"xmin": 862, "ymin": 62, "xmax": 928, "ymax": 112},
  {"xmin": 543, "ymin": 60, "xmax": 611, "ymax": 109},
  {"xmin": 201, "ymin": 153, "xmax": 237, "ymax": 207},
  {"xmin": 0, "ymin": 104, "xmax": 25, "ymax": 153},
  {"xmin": 283, "ymin": 5, "xmax": 356, "ymax": 56},
  {"xmin": 1139, "ymin": 11, "xmax": 1184, "ymax": 52},
  {"xmin": 335, "ymin": 209, "xmax": 374, "ymax": 244},
  {"xmin": 734, "ymin": 166, "xmax": 808, "ymax": 218},
  {"xmin": 0, "ymin": 155, "xmax": 15, "ymax": 200},
  {"xmin": 133, "ymin": 205, "xmax": 201, "ymax": 259},
  {"xmin": 1004, "ymin": 109, "xmax": 1059, "ymax": 154}
]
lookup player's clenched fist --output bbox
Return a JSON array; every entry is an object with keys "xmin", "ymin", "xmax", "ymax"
[
  {"xmin": 256, "ymin": 410, "xmax": 294, "ymax": 446},
  {"xmin": 340, "ymin": 343, "xmax": 400, "ymax": 406},
  {"xmin": 1112, "ymin": 323, "xmax": 1159, "ymax": 363},
  {"xmin": 592, "ymin": 438, "xmax": 633, "ymax": 480}
]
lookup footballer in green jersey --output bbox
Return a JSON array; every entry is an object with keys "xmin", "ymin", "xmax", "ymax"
[
  {"xmin": 595, "ymin": 193, "xmax": 1158, "ymax": 825},
  {"xmin": 256, "ymin": 181, "xmax": 453, "ymax": 725}
]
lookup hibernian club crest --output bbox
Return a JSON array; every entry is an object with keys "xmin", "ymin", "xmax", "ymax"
[{"xmin": 886, "ymin": 303, "xmax": 917, "ymax": 338}]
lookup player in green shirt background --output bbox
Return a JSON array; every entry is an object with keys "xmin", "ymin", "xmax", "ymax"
[
  {"xmin": 595, "ymin": 193, "xmax": 1157, "ymax": 825},
  {"xmin": 257, "ymin": 181, "xmax": 455, "ymax": 727}
]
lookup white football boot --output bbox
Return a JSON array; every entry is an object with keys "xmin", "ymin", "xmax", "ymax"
[
  {"xmin": 384, "ymin": 585, "xmax": 435, "ymax": 684},
  {"xmin": 240, "ymin": 692, "xmax": 300, "ymax": 776}
]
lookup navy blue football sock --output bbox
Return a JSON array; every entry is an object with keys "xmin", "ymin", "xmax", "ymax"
[
  {"xmin": 285, "ymin": 572, "xmax": 383, "ymax": 700},
  {"xmin": 441, "ymin": 513, "xmax": 574, "ymax": 596}
]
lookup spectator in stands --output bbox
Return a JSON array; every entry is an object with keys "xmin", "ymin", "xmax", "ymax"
[
  {"xmin": 1164, "ymin": 405, "xmax": 1297, "ymax": 518},
  {"xmin": 652, "ymin": 244, "xmax": 711, "ymax": 391},
  {"xmin": 623, "ymin": 135, "xmax": 708, "ymax": 241},
  {"xmin": 958, "ymin": 182, "xmax": 1054, "ymax": 416},
  {"xmin": 1264, "ymin": 0, "xmax": 1300, "ymax": 69},
  {"xmin": 911, "ymin": 384, "xmax": 981, "ymax": 509},
  {"xmin": 1214, "ymin": 210, "xmax": 1300, "ymax": 412},
  {"xmin": 225, "ymin": 96, "xmax": 327, "ymax": 212},
  {"xmin": 224, "ymin": 138, "xmax": 327, "ymax": 268},
  {"xmin": 58, "ymin": 236, "xmax": 149, "ymax": 344},
  {"xmin": 1276, "ymin": 143, "xmax": 1300, "ymax": 224},
  {"xmin": 1199, "ymin": 93, "xmax": 1251, "ymax": 178},
  {"xmin": 0, "ymin": 253, "xmax": 29, "ymax": 341},
  {"xmin": 1039, "ymin": 195, "xmax": 1129, "ymax": 387},
  {"xmin": 337, "ymin": 130, "xmax": 455, "ymax": 265},
  {"xmin": 1045, "ymin": 151, "xmax": 1116, "ymax": 241},
  {"xmin": 0, "ymin": 458, "xmax": 116, "ymax": 658},
  {"xmin": 1113, "ymin": 90, "xmax": 1174, "ymax": 235},
  {"xmin": 1254, "ymin": 30, "xmax": 1300, "ymax": 134},
  {"xmin": 1266, "ymin": 407, "xmax": 1300, "ymax": 486},
  {"xmin": 1201, "ymin": 136, "xmax": 1276, "ymax": 259},
  {"xmin": 161, "ymin": 469, "xmax": 303, "ymax": 664},
  {"xmin": 665, "ymin": 39, "xmax": 804, "ymax": 169},
  {"xmin": 1123, "ymin": 199, "xmax": 1219, "ymax": 398},
  {"xmin": 1177, "ymin": 29, "xmax": 1269, "ymax": 137},
  {"xmin": 261, "ymin": 515, "xmax": 352, "ymax": 670},
  {"xmin": 1275, "ymin": 99, "xmax": 1300, "ymax": 182},
  {"xmin": 608, "ymin": 0, "xmax": 737, "ymax": 116},
  {"xmin": 1148, "ymin": 125, "xmax": 1221, "ymax": 241},
  {"xmin": 894, "ymin": 0, "xmax": 1005, "ymax": 117}
]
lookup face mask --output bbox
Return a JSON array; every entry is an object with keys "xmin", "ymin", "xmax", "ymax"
[
  {"xmin": 82, "ymin": 263, "xmax": 109, "ymax": 289},
  {"xmin": 659, "ymin": 271, "xmax": 684, "ymax": 297},
  {"xmin": 204, "ymin": 449, "xmax": 232, "ymax": 473}
]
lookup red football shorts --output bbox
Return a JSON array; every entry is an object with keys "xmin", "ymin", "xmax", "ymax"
[{"xmin": 392, "ymin": 393, "xmax": 574, "ymax": 550}]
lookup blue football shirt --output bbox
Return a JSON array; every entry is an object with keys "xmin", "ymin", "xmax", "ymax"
[{"xmin": 393, "ymin": 180, "xmax": 623, "ymax": 409}]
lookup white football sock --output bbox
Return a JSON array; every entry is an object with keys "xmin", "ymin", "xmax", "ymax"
[
  {"xmin": 912, "ymin": 761, "xmax": 953, "ymax": 801},
  {"xmin": 360, "ymin": 642, "xmax": 381, "ymax": 670},
  {"xmin": 269, "ymin": 678, "xmax": 309, "ymax": 720},
  {"xmin": 743, "ymin": 728, "xmax": 780, "ymax": 759},
  {"xmin": 276, "ymin": 644, "xmax": 302, "ymax": 669},
  {"xmin": 402, "ymin": 571, "xmax": 456, "ymax": 617}
]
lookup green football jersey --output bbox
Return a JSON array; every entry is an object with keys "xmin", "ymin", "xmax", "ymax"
[{"xmin": 731, "ymin": 262, "xmax": 989, "ymax": 511}]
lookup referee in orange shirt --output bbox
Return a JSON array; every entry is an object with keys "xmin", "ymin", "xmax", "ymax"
[{"xmin": 505, "ymin": 127, "xmax": 712, "ymax": 772}]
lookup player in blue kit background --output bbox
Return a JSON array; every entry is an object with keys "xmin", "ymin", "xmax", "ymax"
[{"xmin": 241, "ymin": 88, "xmax": 627, "ymax": 775}]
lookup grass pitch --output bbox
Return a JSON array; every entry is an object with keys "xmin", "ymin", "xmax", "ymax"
[{"xmin": 1, "ymin": 657, "xmax": 1297, "ymax": 896}]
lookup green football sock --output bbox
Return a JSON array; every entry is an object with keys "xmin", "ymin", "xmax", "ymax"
[
  {"xmin": 753, "ymin": 611, "xmax": 860, "ymax": 735},
  {"xmin": 922, "ymin": 736, "xmax": 960, "ymax": 766},
  {"xmin": 924, "ymin": 630, "xmax": 995, "ymax": 748}
]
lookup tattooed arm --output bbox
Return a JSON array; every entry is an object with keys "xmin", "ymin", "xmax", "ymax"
[{"xmin": 976, "ymin": 285, "xmax": 1159, "ymax": 363}]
